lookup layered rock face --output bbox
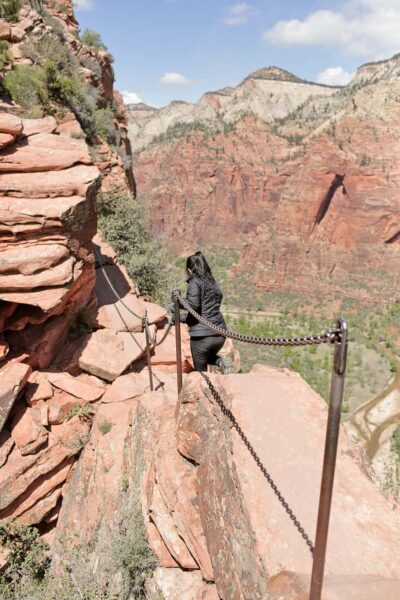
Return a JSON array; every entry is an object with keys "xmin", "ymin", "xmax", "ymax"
[
  {"xmin": 129, "ymin": 58, "xmax": 400, "ymax": 303},
  {"xmin": 0, "ymin": 0, "xmax": 134, "ymax": 194}
]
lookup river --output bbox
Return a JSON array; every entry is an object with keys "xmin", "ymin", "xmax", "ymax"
[{"xmin": 347, "ymin": 358, "xmax": 400, "ymax": 495}]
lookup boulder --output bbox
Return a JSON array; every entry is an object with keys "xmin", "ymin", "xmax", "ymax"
[
  {"xmin": 0, "ymin": 362, "xmax": 31, "ymax": 433},
  {"xmin": 0, "ymin": 113, "xmax": 23, "ymax": 137},
  {"xmin": 78, "ymin": 329, "xmax": 149, "ymax": 381},
  {"xmin": 149, "ymin": 568, "xmax": 206, "ymax": 600},
  {"xmin": 0, "ymin": 133, "xmax": 15, "ymax": 150}
]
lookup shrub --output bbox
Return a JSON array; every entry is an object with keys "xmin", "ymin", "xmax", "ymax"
[
  {"xmin": 0, "ymin": 40, "xmax": 12, "ymax": 70},
  {"xmin": 94, "ymin": 105, "xmax": 116, "ymax": 143},
  {"xmin": 81, "ymin": 28, "xmax": 108, "ymax": 51},
  {"xmin": 0, "ymin": 0, "xmax": 22, "ymax": 22},
  {"xmin": 97, "ymin": 190, "xmax": 171, "ymax": 300},
  {"xmin": 0, "ymin": 522, "xmax": 50, "ymax": 597},
  {"xmin": 65, "ymin": 403, "xmax": 95, "ymax": 422},
  {"xmin": 3, "ymin": 64, "xmax": 49, "ymax": 109},
  {"xmin": 98, "ymin": 420, "xmax": 113, "ymax": 435}
]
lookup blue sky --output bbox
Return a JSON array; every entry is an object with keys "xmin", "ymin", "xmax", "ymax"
[{"xmin": 74, "ymin": 0, "xmax": 400, "ymax": 107}]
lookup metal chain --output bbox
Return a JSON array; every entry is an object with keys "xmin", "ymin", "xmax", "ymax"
[
  {"xmin": 92, "ymin": 243, "xmax": 144, "ymax": 321},
  {"xmin": 200, "ymin": 372, "xmax": 315, "ymax": 555},
  {"xmin": 177, "ymin": 293, "xmax": 338, "ymax": 347}
]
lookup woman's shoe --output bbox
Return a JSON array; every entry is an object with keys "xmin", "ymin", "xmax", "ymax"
[{"xmin": 219, "ymin": 356, "xmax": 235, "ymax": 374}]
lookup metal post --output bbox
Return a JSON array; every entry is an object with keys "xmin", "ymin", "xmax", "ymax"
[
  {"xmin": 309, "ymin": 317, "xmax": 348, "ymax": 600},
  {"xmin": 172, "ymin": 290, "xmax": 183, "ymax": 394},
  {"xmin": 144, "ymin": 317, "xmax": 154, "ymax": 392}
]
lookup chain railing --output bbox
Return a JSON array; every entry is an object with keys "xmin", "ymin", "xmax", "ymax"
[
  {"xmin": 172, "ymin": 289, "xmax": 348, "ymax": 600},
  {"xmin": 92, "ymin": 243, "xmax": 173, "ymax": 391}
]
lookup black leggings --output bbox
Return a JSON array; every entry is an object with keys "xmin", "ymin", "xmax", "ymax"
[{"xmin": 190, "ymin": 335, "xmax": 225, "ymax": 372}]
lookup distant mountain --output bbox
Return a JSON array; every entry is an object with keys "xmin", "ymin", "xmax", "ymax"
[{"xmin": 128, "ymin": 55, "xmax": 400, "ymax": 304}]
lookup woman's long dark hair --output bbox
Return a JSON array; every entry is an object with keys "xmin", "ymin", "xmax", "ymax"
[{"xmin": 186, "ymin": 251, "xmax": 215, "ymax": 283}]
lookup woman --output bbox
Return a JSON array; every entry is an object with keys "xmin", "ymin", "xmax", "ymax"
[{"xmin": 181, "ymin": 251, "xmax": 234, "ymax": 374}]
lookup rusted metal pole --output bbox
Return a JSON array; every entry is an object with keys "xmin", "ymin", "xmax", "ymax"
[
  {"xmin": 173, "ymin": 290, "xmax": 183, "ymax": 394},
  {"xmin": 309, "ymin": 317, "xmax": 348, "ymax": 600},
  {"xmin": 144, "ymin": 317, "xmax": 154, "ymax": 392}
]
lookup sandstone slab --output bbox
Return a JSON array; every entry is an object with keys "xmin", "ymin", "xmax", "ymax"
[
  {"xmin": 46, "ymin": 371, "xmax": 104, "ymax": 402},
  {"xmin": 267, "ymin": 571, "xmax": 400, "ymax": 600},
  {"xmin": 21, "ymin": 116, "xmax": 57, "ymax": 137},
  {"xmin": 101, "ymin": 373, "xmax": 145, "ymax": 403},
  {"xmin": 0, "ymin": 416, "xmax": 90, "ymax": 513},
  {"xmin": 25, "ymin": 371, "xmax": 53, "ymax": 405},
  {"xmin": 78, "ymin": 329, "xmax": 148, "ymax": 381},
  {"xmin": 0, "ymin": 164, "xmax": 100, "ymax": 198},
  {"xmin": 11, "ymin": 404, "xmax": 48, "ymax": 456},
  {"xmin": 0, "ymin": 362, "xmax": 31, "ymax": 433},
  {"xmin": 0, "ymin": 113, "xmax": 22, "ymax": 137},
  {"xmin": 0, "ymin": 243, "xmax": 69, "ymax": 275}
]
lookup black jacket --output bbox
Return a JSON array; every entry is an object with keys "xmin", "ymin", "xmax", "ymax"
[{"xmin": 182, "ymin": 275, "xmax": 227, "ymax": 337}]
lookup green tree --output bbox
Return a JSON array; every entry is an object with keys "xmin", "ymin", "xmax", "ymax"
[
  {"xmin": 81, "ymin": 28, "xmax": 108, "ymax": 51},
  {"xmin": 97, "ymin": 191, "xmax": 170, "ymax": 300}
]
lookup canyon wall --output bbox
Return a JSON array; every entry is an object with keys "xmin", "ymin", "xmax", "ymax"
[{"xmin": 129, "ymin": 60, "xmax": 400, "ymax": 303}]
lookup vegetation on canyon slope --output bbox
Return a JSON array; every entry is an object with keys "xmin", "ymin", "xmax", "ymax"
[{"xmin": 97, "ymin": 190, "xmax": 178, "ymax": 303}]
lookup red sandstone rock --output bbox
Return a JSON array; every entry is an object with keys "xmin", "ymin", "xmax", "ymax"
[
  {"xmin": 0, "ymin": 164, "xmax": 100, "ymax": 197},
  {"xmin": 0, "ymin": 458, "xmax": 73, "ymax": 523},
  {"xmin": 150, "ymin": 568, "xmax": 206, "ymax": 600},
  {"xmin": 266, "ymin": 571, "xmax": 400, "ymax": 600},
  {"xmin": 0, "ymin": 416, "xmax": 90, "ymax": 513},
  {"xmin": 0, "ymin": 429, "xmax": 14, "ymax": 468},
  {"xmin": 0, "ymin": 133, "xmax": 15, "ymax": 150},
  {"xmin": 101, "ymin": 373, "xmax": 145, "ymax": 403},
  {"xmin": 94, "ymin": 264, "xmax": 146, "ymax": 332},
  {"xmin": 0, "ymin": 362, "xmax": 31, "ymax": 433},
  {"xmin": 0, "ymin": 243, "xmax": 70, "ymax": 276},
  {"xmin": 0, "ymin": 337, "xmax": 9, "ymax": 360},
  {"xmin": 177, "ymin": 370, "xmax": 400, "ymax": 600},
  {"xmin": 195, "ymin": 585, "xmax": 219, "ymax": 600},
  {"xmin": 48, "ymin": 389, "xmax": 85, "ymax": 425},
  {"xmin": 21, "ymin": 117, "xmax": 57, "ymax": 137},
  {"xmin": 78, "ymin": 329, "xmax": 149, "ymax": 381},
  {"xmin": 0, "ymin": 133, "xmax": 92, "ymax": 173},
  {"xmin": 11, "ymin": 404, "xmax": 48, "ymax": 455},
  {"xmin": 46, "ymin": 371, "xmax": 104, "ymax": 402},
  {"xmin": 0, "ymin": 113, "xmax": 22, "ymax": 137},
  {"xmin": 25, "ymin": 371, "xmax": 53, "ymax": 405}
]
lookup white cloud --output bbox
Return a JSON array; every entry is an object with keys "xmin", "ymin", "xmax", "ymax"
[
  {"xmin": 121, "ymin": 91, "xmax": 143, "ymax": 105},
  {"xmin": 73, "ymin": 0, "xmax": 94, "ymax": 10},
  {"xmin": 263, "ymin": 1, "xmax": 400, "ymax": 59},
  {"xmin": 223, "ymin": 3, "xmax": 256, "ymax": 26},
  {"xmin": 316, "ymin": 66, "xmax": 354, "ymax": 86},
  {"xmin": 160, "ymin": 72, "xmax": 192, "ymax": 85}
]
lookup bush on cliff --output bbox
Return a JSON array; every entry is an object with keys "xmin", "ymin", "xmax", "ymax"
[
  {"xmin": 81, "ymin": 28, "xmax": 108, "ymax": 52},
  {"xmin": 0, "ymin": 521, "xmax": 50, "ymax": 597},
  {"xmin": 97, "ymin": 191, "xmax": 170, "ymax": 300},
  {"xmin": 0, "ymin": 0, "xmax": 22, "ymax": 22}
]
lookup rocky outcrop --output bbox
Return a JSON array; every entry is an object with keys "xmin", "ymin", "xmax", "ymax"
[
  {"xmin": 1, "ymin": 0, "xmax": 134, "ymax": 195},
  {"xmin": 129, "ymin": 56, "xmax": 400, "ymax": 303},
  {"xmin": 53, "ymin": 364, "xmax": 400, "ymax": 599}
]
